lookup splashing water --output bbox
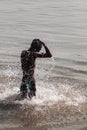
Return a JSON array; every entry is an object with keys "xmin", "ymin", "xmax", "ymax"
[
  {"xmin": 0, "ymin": 60, "xmax": 87, "ymax": 129},
  {"xmin": 0, "ymin": 58, "xmax": 87, "ymax": 109}
]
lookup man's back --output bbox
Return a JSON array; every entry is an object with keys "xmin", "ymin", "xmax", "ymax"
[{"xmin": 21, "ymin": 50, "xmax": 36, "ymax": 77}]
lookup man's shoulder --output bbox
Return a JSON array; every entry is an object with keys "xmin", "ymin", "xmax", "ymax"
[
  {"xmin": 21, "ymin": 50, "xmax": 29, "ymax": 57},
  {"xmin": 21, "ymin": 50, "xmax": 37, "ymax": 58},
  {"xmin": 21, "ymin": 50, "xmax": 28, "ymax": 53}
]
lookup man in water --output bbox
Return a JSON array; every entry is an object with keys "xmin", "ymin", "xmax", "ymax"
[{"xmin": 20, "ymin": 39, "xmax": 52, "ymax": 99}]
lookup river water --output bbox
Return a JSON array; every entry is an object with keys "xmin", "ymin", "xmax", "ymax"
[{"xmin": 0, "ymin": 0, "xmax": 87, "ymax": 130}]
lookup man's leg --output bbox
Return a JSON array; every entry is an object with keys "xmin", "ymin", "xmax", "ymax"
[
  {"xmin": 28, "ymin": 80, "xmax": 36, "ymax": 99},
  {"xmin": 20, "ymin": 83, "xmax": 27, "ymax": 98}
]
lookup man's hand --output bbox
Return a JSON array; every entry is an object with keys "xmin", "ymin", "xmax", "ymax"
[
  {"xmin": 38, "ymin": 39, "xmax": 46, "ymax": 47},
  {"xmin": 33, "ymin": 39, "xmax": 52, "ymax": 58}
]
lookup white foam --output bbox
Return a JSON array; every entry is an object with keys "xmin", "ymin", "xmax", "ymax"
[
  {"xmin": 57, "ymin": 83, "xmax": 87, "ymax": 106},
  {"xmin": 0, "ymin": 86, "xmax": 19, "ymax": 100},
  {"xmin": 0, "ymin": 81, "xmax": 86, "ymax": 107}
]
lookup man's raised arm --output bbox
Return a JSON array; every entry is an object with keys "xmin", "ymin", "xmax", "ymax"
[
  {"xmin": 34, "ymin": 40, "xmax": 52, "ymax": 58},
  {"xmin": 42, "ymin": 41, "xmax": 52, "ymax": 58}
]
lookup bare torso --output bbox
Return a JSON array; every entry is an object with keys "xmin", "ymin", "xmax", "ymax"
[
  {"xmin": 21, "ymin": 44, "xmax": 52, "ymax": 79},
  {"xmin": 21, "ymin": 50, "xmax": 36, "ymax": 78}
]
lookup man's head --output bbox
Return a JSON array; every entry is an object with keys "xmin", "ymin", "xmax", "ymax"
[{"xmin": 30, "ymin": 39, "xmax": 42, "ymax": 52}]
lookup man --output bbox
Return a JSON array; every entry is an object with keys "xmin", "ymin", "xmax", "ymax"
[{"xmin": 20, "ymin": 39, "xmax": 52, "ymax": 99}]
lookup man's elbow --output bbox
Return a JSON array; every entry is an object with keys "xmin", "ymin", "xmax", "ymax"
[
  {"xmin": 50, "ymin": 54, "xmax": 52, "ymax": 58},
  {"xmin": 48, "ymin": 53, "xmax": 52, "ymax": 58},
  {"xmin": 45, "ymin": 53, "xmax": 52, "ymax": 58}
]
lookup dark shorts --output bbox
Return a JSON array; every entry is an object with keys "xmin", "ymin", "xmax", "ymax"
[{"xmin": 20, "ymin": 73, "xmax": 36, "ymax": 94}]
